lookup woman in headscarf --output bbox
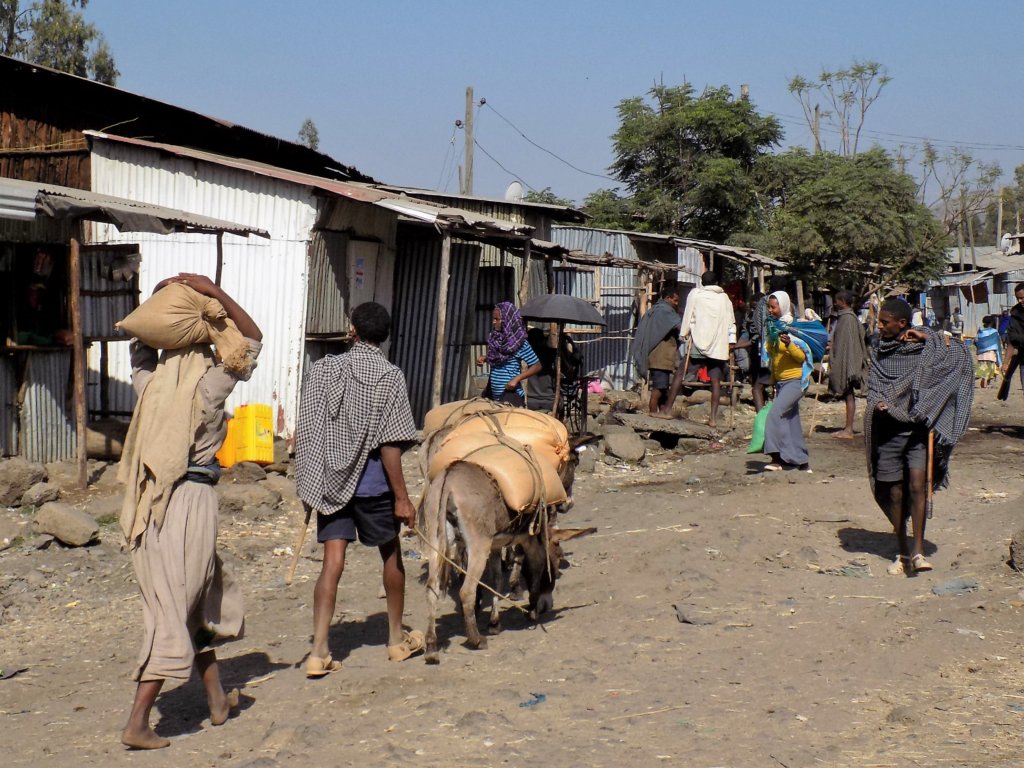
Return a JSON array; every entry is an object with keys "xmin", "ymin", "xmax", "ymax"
[
  {"xmin": 477, "ymin": 301, "xmax": 542, "ymax": 406},
  {"xmin": 119, "ymin": 274, "xmax": 262, "ymax": 749},
  {"xmin": 973, "ymin": 316, "xmax": 1002, "ymax": 388},
  {"xmin": 762, "ymin": 290, "xmax": 811, "ymax": 472}
]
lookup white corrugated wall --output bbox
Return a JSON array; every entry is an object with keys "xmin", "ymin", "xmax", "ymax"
[{"xmin": 87, "ymin": 143, "xmax": 316, "ymax": 440}]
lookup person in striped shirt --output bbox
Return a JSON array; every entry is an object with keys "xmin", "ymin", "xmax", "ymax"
[{"xmin": 477, "ymin": 301, "xmax": 541, "ymax": 406}]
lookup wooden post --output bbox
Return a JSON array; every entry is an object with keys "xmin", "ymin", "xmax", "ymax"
[
  {"xmin": 997, "ymin": 186, "xmax": 1004, "ymax": 247},
  {"xmin": 757, "ymin": 267, "xmax": 765, "ymax": 294},
  {"xmin": 70, "ymin": 232, "xmax": 88, "ymax": 489},
  {"xmin": 99, "ymin": 341, "xmax": 109, "ymax": 417},
  {"xmin": 215, "ymin": 232, "xmax": 224, "ymax": 286},
  {"xmin": 551, "ymin": 322, "xmax": 564, "ymax": 418},
  {"xmin": 431, "ymin": 231, "xmax": 453, "ymax": 409},
  {"xmin": 517, "ymin": 239, "xmax": 532, "ymax": 306},
  {"xmin": 795, "ymin": 279, "xmax": 806, "ymax": 318},
  {"xmin": 462, "ymin": 86, "xmax": 474, "ymax": 195}
]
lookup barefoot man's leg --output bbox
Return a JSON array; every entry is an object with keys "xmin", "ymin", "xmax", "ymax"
[{"xmin": 122, "ymin": 680, "xmax": 169, "ymax": 749}]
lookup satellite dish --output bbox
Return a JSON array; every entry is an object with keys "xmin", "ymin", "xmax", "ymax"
[{"xmin": 504, "ymin": 181, "xmax": 524, "ymax": 202}]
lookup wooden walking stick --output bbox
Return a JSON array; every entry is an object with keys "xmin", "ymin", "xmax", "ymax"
[
  {"xmin": 926, "ymin": 430, "xmax": 935, "ymax": 520},
  {"xmin": 728, "ymin": 348, "xmax": 737, "ymax": 430},
  {"xmin": 286, "ymin": 503, "xmax": 313, "ymax": 585}
]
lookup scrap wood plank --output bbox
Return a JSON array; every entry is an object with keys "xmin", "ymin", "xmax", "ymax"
[{"xmin": 613, "ymin": 412, "xmax": 714, "ymax": 439}]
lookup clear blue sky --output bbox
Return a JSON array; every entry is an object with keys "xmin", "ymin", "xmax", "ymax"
[{"xmin": 86, "ymin": 1, "xmax": 1023, "ymax": 207}]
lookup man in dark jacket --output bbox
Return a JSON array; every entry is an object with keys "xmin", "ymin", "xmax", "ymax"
[{"xmin": 631, "ymin": 283, "xmax": 680, "ymax": 413}]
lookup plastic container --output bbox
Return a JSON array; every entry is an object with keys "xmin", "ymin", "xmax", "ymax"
[{"xmin": 216, "ymin": 403, "xmax": 274, "ymax": 467}]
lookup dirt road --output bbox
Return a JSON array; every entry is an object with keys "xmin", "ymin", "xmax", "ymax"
[{"xmin": 2, "ymin": 387, "xmax": 1023, "ymax": 767}]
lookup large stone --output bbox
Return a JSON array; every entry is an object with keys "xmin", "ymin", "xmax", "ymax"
[
  {"xmin": 273, "ymin": 437, "xmax": 289, "ymax": 465},
  {"xmin": 218, "ymin": 484, "xmax": 282, "ymax": 516},
  {"xmin": 576, "ymin": 447, "xmax": 597, "ymax": 474},
  {"xmin": 1009, "ymin": 527, "xmax": 1024, "ymax": 571},
  {"xmin": 0, "ymin": 458, "xmax": 47, "ymax": 506},
  {"xmin": 44, "ymin": 460, "xmax": 107, "ymax": 491},
  {"xmin": 20, "ymin": 482, "xmax": 60, "ymax": 508},
  {"xmin": 34, "ymin": 502, "xmax": 99, "ymax": 546},
  {"xmin": 603, "ymin": 431, "xmax": 646, "ymax": 463},
  {"xmin": 223, "ymin": 461, "xmax": 267, "ymax": 484}
]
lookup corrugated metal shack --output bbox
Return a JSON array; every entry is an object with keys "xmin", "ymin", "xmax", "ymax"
[
  {"xmin": 925, "ymin": 245, "xmax": 1024, "ymax": 336},
  {"xmin": 0, "ymin": 175, "xmax": 265, "ymax": 486},
  {"xmin": 547, "ymin": 226, "xmax": 782, "ymax": 390}
]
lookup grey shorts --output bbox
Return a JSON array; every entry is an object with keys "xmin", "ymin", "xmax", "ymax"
[
  {"xmin": 316, "ymin": 494, "xmax": 399, "ymax": 547},
  {"xmin": 874, "ymin": 423, "xmax": 928, "ymax": 482},
  {"xmin": 650, "ymin": 369, "xmax": 672, "ymax": 391}
]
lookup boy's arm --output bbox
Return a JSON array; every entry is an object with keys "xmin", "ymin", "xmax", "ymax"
[{"xmin": 380, "ymin": 444, "xmax": 415, "ymax": 527}]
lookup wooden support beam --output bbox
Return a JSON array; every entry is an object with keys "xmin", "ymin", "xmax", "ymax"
[
  {"xmin": 431, "ymin": 231, "xmax": 453, "ymax": 409},
  {"xmin": 517, "ymin": 240, "xmax": 532, "ymax": 305},
  {"xmin": 215, "ymin": 232, "xmax": 224, "ymax": 286},
  {"xmin": 69, "ymin": 231, "xmax": 88, "ymax": 489}
]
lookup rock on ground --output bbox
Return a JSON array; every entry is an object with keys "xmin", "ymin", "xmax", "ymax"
[
  {"xmin": 0, "ymin": 458, "xmax": 48, "ymax": 506},
  {"xmin": 20, "ymin": 482, "xmax": 60, "ymax": 508},
  {"xmin": 218, "ymin": 484, "xmax": 282, "ymax": 515},
  {"xmin": 0, "ymin": 510, "xmax": 30, "ymax": 545},
  {"xmin": 603, "ymin": 431, "xmax": 646, "ymax": 463},
  {"xmin": 1010, "ymin": 527, "xmax": 1024, "ymax": 570},
  {"xmin": 33, "ymin": 501, "xmax": 99, "ymax": 546},
  {"xmin": 223, "ymin": 461, "xmax": 268, "ymax": 484}
]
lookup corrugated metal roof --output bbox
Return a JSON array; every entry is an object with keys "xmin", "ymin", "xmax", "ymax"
[
  {"xmin": 670, "ymin": 237, "xmax": 783, "ymax": 268},
  {"xmin": 0, "ymin": 175, "xmax": 268, "ymax": 237},
  {"xmin": 84, "ymin": 132, "xmax": 536, "ymax": 241},
  {"xmin": 936, "ymin": 270, "xmax": 992, "ymax": 287},
  {"xmin": 376, "ymin": 185, "xmax": 587, "ymax": 223}
]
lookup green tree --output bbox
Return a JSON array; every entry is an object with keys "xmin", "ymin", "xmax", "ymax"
[
  {"xmin": 610, "ymin": 83, "xmax": 782, "ymax": 240},
  {"xmin": 754, "ymin": 147, "xmax": 948, "ymax": 292},
  {"xmin": 522, "ymin": 187, "xmax": 574, "ymax": 207},
  {"xmin": 1, "ymin": 0, "xmax": 117, "ymax": 84},
  {"xmin": 788, "ymin": 60, "xmax": 891, "ymax": 156},
  {"xmin": 580, "ymin": 188, "xmax": 634, "ymax": 230},
  {"xmin": 297, "ymin": 118, "xmax": 320, "ymax": 150}
]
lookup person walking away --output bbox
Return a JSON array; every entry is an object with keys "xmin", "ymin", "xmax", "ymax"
[
  {"xmin": 828, "ymin": 290, "xmax": 868, "ymax": 439},
  {"xmin": 973, "ymin": 316, "xmax": 1002, "ymax": 388},
  {"xmin": 119, "ymin": 274, "xmax": 262, "ymax": 749},
  {"xmin": 477, "ymin": 301, "xmax": 542, "ymax": 406},
  {"xmin": 661, "ymin": 272, "xmax": 735, "ymax": 427},
  {"xmin": 630, "ymin": 283, "xmax": 681, "ymax": 414},
  {"xmin": 1002, "ymin": 283, "xmax": 1024, "ymax": 397},
  {"xmin": 866, "ymin": 299, "xmax": 974, "ymax": 575},
  {"xmin": 762, "ymin": 291, "xmax": 812, "ymax": 472},
  {"xmin": 295, "ymin": 302, "xmax": 424, "ymax": 677},
  {"xmin": 950, "ymin": 307, "xmax": 965, "ymax": 341}
]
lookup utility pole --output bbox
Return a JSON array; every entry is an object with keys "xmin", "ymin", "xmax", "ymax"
[
  {"xmin": 996, "ymin": 186, "xmax": 1003, "ymax": 246},
  {"xmin": 812, "ymin": 104, "xmax": 822, "ymax": 154},
  {"xmin": 462, "ymin": 86, "xmax": 474, "ymax": 195}
]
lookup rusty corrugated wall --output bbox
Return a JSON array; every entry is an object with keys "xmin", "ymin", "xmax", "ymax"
[{"xmin": 391, "ymin": 230, "xmax": 480, "ymax": 425}]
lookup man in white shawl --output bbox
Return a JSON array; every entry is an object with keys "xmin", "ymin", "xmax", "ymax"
[{"xmin": 660, "ymin": 272, "xmax": 736, "ymax": 427}]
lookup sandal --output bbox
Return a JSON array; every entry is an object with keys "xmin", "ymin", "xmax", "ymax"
[
  {"xmin": 305, "ymin": 654, "xmax": 342, "ymax": 678},
  {"xmin": 911, "ymin": 554, "xmax": 934, "ymax": 573},
  {"xmin": 886, "ymin": 556, "xmax": 909, "ymax": 576},
  {"xmin": 387, "ymin": 629, "xmax": 426, "ymax": 662},
  {"xmin": 762, "ymin": 463, "xmax": 783, "ymax": 472}
]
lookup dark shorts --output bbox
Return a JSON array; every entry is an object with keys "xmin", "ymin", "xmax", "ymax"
[
  {"xmin": 692, "ymin": 356, "xmax": 727, "ymax": 381},
  {"xmin": 650, "ymin": 369, "xmax": 672, "ymax": 391},
  {"xmin": 316, "ymin": 494, "xmax": 399, "ymax": 547},
  {"xmin": 497, "ymin": 390, "xmax": 525, "ymax": 407},
  {"xmin": 874, "ymin": 422, "xmax": 928, "ymax": 483}
]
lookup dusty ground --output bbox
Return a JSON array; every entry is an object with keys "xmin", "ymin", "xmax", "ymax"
[{"xmin": 2, "ymin": 385, "xmax": 1024, "ymax": 768}]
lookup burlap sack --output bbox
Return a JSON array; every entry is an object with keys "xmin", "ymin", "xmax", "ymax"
[
  {"xmin": 444, "ymin": 410, "xmax": 570, "ymax": 471},
  {"xmin": 428, "ymin": 432, "xmax": 567, "ymax": 513},
  {"xmin": 116, "ymin": 284, "xmax": 250, "ymax": 374},
  {"xmin": 422, "ymin": 398, "xmax": 513, "ymax": 435}
]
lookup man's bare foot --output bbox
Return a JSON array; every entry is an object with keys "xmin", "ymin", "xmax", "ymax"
[
  {"xmin": 650, "ymin": 411, "xmax": 675, "ymax": 420},
  {"xmin": 707, "ymin": 420, "xmax": 717, "ymax": 428},
  {"xmin": 832, "ymin": 430, "xmax": 854, "ymax": 440},
  {"xmin": 210, "ymin": 688, "xmax": 240, "ymax": 726},
  {"xmin": 121, "ymin": 726, "xmax": 170, "ymax": 750}
]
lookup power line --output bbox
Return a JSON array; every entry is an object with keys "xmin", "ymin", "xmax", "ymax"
[
  {"xmin": 472, "ymin": 139, "xmax": 536, "ymax": 192},
  {"xmin": 435, "ymin": 124, "xmax": 458, "ymax": 191},
  {"xmin": 483, "ymin": 101, "xmax": 619, "ymax": 182}
]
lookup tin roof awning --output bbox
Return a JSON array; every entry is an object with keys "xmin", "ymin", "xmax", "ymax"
[
  {"xmin": 0, "ymin": 175, "xmax": 268, "ymax": 237},
  {"xmin": 937, "ymin": 270, "xmax": 992, "ymax": 287},
  {"xmin": 670, "ymin": 237, "xmax": 784, "ymax": 268},
  {"xmin": 84, "ymin": 132, "xmax": 532, "ymax": 241}
]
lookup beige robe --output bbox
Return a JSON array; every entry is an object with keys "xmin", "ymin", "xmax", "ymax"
[{"xmin": 127, "ymin": 340, "xmax": 259, "ymax": 682}]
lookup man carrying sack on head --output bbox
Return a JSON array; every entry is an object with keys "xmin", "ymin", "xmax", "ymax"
[{"xmin": 116, "ymin": 273, "xmax": 262, "ymax": 749}]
